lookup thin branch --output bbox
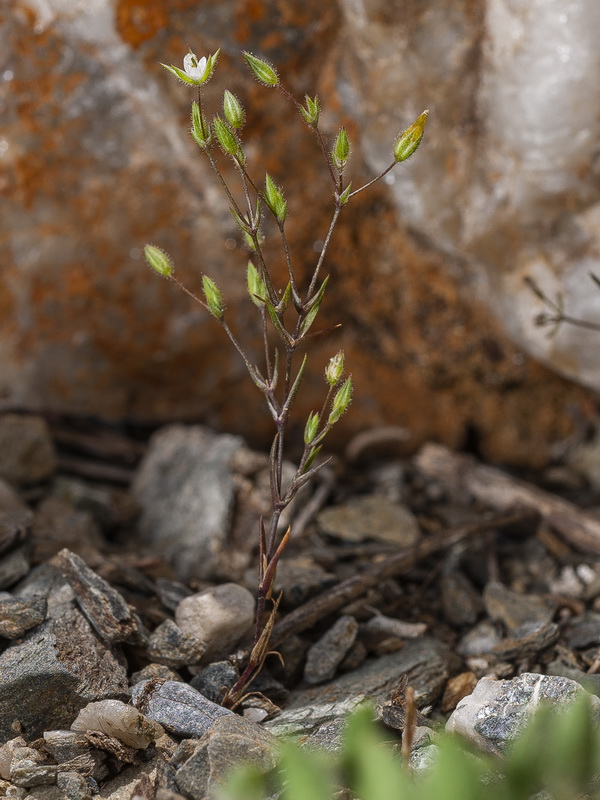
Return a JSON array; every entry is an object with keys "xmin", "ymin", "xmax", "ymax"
[{"xmin": 349, "ymin": 161, "xmax": 396, "ymax": 199}]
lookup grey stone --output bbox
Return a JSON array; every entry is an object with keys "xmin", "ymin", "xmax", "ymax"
[
  {"xmin": 14, "ymin": 563, "xmax": 72, "ymax": 620},
  {"xmin": 0, "ymin": 547, "xmax": 30, "ymax": 590},
  {"xmin": 0, "ymin": 594, "xmax": 45, "ymax": 639},
  {"xmin": 50, "ymin": 477, "xmax": 139, "ymax": 534},
  {"xmin": 97, "ymin": 759, "xmax": 159, "ymax": 800},
  {"xmin": 190, "ymin": 661, "xmax": 239, "ymax": 704},
  {"xmin": 132, "ymin": 425, "xmax": 244, "ymax": 582},
  {"xmin": 56, "ymin": 771, "xmax": 93, "ymax": 800},
  {"xmin": 565, "ymin": 612, "xmax": 600, "ymax": 648},
  {"xmin": 9, "ymin": 746, "xmax": 57, "ymax": 788},
  {"xmin": 270, "ymin": 557, "xmax": 337, "ymax": 608},
  {"xmin": 440, "ymin": 571, "xmax": 480, "ymax": 627},
  {"xmin": 155, "ymin": 578, "xmax": 193, "ymax": 613},
  {"xmin": 56, "ymin": 549, "xmax": 146, "ymax": 645},
  {"xmin": 317, "ymin": 495, "xmax": 420, "ymax": 546},
  {"xmin": 131, "ymin": 680, "xmax": 233, "ymax": 739},
  {"xmin": 175, "ymin": 583, "xmax": 255, "ymax": 663},
  {"xmin": 483, "ymin": 581, "xmax": 556, "ymax": 632},
  {"xmin": 266, "ymin": 638, "xmax": 449, "ymax": 747},
  {"xmin": 545, "ymin": 660, "xmax": 600, "ymax": 698},
  {"xmin": 446, "ymin": 673, "xmax": 600, "ymax": 755},
  {"xmin": 0, "ymin": 415, "xmax": 56, "ymax": 487},
  {"xmin": 0, "ymin": 607, "xmax": 128, "ymax": 742},
  {"xmin": 491, "ymin": 620, "xmax": 559, "ymax": 660},
  {"xmin": 304, "ymin": 615, "xmax": 359, "ymax": 685},
  {"xmin": 0, "ymin": 511, "xmax": 32, "ymax": 557},
  {"xmin": 458, "ymin": 620, "xmax": 502, "ymax": 657},
  {"xmin": 174, "ymin": 715, "xmax": 279, "ymax": 800},
  {"xmin": 42, "ymin": 730, "xmax": 107, "ymax": 781},
  {"xmin": 147, "ymin": 619, "xmax": 206, "ymax": 667}
]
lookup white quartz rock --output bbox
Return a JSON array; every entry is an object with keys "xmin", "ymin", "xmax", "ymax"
[{"xmin": 71, "ymin": 699, "xmax": 163, "ymax": 749}]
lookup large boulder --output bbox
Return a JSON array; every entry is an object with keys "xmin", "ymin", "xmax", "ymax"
[{"xmin": 3, "ymin": 0, "xmax": 599, "ymax": 465}]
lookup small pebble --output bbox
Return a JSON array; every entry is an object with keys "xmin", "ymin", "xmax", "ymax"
[
  {"xmin": 304, "ymin": 615, "xmax": 359, "ymax": 685},
  {"xmin": 146, "ymin": 618, "xmax": 206, "ymax": 667},
  {"xmin": 175, "ymin": 583, "xmax": 255, "ymax": 663}
]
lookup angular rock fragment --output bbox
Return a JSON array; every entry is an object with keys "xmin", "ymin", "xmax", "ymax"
[
  {"xmin": 57, "ymin": 770, "xmax": 93, "ymax": 800},
  {"xmin": 491, "ymin": 620, "xmax": 559, "ymax": 660},
  {"xmin": 304, "ymin": 615, "xmax": 359, "ymax": 685},
  {"xmin": 446, "ymin": 672, "xmax": 600, "ymax": 754},
  {"xmin": 132, "ymin": 425, "xmax": 244, "ymax": 581},
  {"xmin": 0, "ymin": 593, "xmax": 45, "ymax": 639},
  {"xmin": 174, "ymin": 715, "xmax": 279, "ymax": 800},
  {"xmin": 131, "ymin": 680, "xmax": 233, "ymax": 739},
  {"xmin": 56, "ymin": 549, "xmax": 146, "ymax": 645},
  {"xmin": 0, "ymin": 546, "xmax": 31, "ymax": 589},
  {"xmin": 440, "ymin": 570, "xmax": 480, "ymax": 627},
  {"xmin": 175, "ymin": 583, "xmax": 255, "ymax": 663},
  {"xmin": 483, "ymin": 581, "xmax": 556, "ymax": 632},
  {"xmin": 0, "ymin": 607, "xmax": 128, "ymax": 742},
  {"xmin": 0, "ymin": 510, "xmax": 33, "ymax": 556},
  {"xmin": 71, "ymin": 699, "xmax": 163, "ymax": 749},
  {"xmin": 8, "ymin": 744, "xmax": 57, "ymax": 788},
  {"xmin": 146, "ymin": 619, "xmax": 206, "ymax": 667},
  {"xmin": 190, "ymin": 661, "xmax": 239, "ymax": 704},
  {"xmin": 267, "ymin": 638, "xmax": 450, "ymax": 747},
  {"xmin": 155, "ymin": 578, "xmax": 193, "ymax": 613},
  {"xmin": 43, "ymin": 730, "xmax": 108, "ymax": 781}
]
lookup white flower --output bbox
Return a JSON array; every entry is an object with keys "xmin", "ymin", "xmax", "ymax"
[{"xmin": 183, "ymin": 52, "xmax": 208, "ymax": 82}]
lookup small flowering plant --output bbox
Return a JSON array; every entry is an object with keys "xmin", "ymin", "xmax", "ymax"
[{"xmin": 144, "ymin": 49, "xmax": 427, "ymax": 707}]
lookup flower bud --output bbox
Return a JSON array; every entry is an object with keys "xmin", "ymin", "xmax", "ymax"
[
  {"xmin": 223, "ymin": 90, "xmax": 245, "ymax": 129},
  {"xmin": 144, "ymin": 244, "xmax": 173, "ymax": 277},
  {"xmin": 247, "ymin": 261, "xmax": 267, "ymax": 307},
  {"xmin": 304, "ymin": 411, "xmax": 320, "ymax": 445},
  {"xmin": 264, "ymin": 173, "xmax": 287, "ymax": 224},
  {"xmin": 190, "ymin": 101, "xmax": 211, "ymax": 149},
  {"xmin": 202, "ymin": 275, "xmax": 224, "ymax": 320},
  {"xmin": 325, "ymin": 351, "xmax": 345, "ymax": 387},
  {"xmin": 332, "ymin": 128, "xmax": 350, "ymax": 170},
  {"xmin": 328, "ymin": 376, "xmax": 353, "ymax": 425},
  {"xmin": 300, "ymin": 94, "xmax": 320, "ymax": 126},
  {"xmin": 212, "ymin": 115, "xmax": 245, "ymax": 163},
  {"xmin": 394, "ymin": 110, "xmax": 428, "ymax": 163},
  {"xmin": 337, "ymin": 182, "xmax": 352, "ymax": 206},
  {"xmin": 243, "ymin": 52, "xmax": 279, "ymax": 87}
]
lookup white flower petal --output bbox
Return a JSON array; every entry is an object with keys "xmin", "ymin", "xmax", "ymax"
[{"xmin": 183, "ymin": 52, "xmax": 208, "ymax": 80}]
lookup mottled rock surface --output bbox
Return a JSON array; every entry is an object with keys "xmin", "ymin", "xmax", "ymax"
[
  {"xmin": 3, "ymin": 1, "xmax": 599, "ymax": 467},
  {"xmin": 131, "ymin": 680, "xmax": 233, "ymax": 739},
  {"xmin": 446, "ymin": 672, "xmax": 600, "ymax": 754},
  {"xmin": 174, "ymin": 715, "xmax": 279, "ymax": 800},
  {"xmin": 132, "ymin": 425, "xmax": 244, "ymax": 581},
  {"xmin": 0, "ymin": 608, "xmax": 128, "ymax": 742}
]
